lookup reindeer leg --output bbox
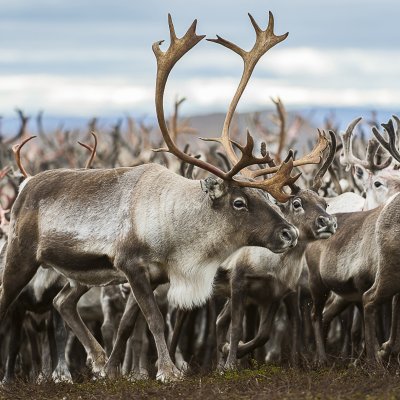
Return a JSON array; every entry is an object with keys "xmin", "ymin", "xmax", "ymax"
[
  {"xmin": 53, "ymin": 283, "xmax": 107, "ymax": 374},
  {"xmin": 169, "ymin": 308, "xmax": 189, "ymax": 363},
  {"xmin": 322, "ymin": 295, "xmax": 351, "ymax": 340},
  {"xmin": 51, "ymin": 309, "xmax": 72, "ymax": 383},
  {"xmin": 216, "ymin": 300, "xmax": 231, "ymax": 369},
  {"xmin": 104, "ymin": 293, "xmax": 140, "ymax": 377},
  {"xmin": 100, "ymin": 295, "xmax": 116, "ymax": 357},
  {"xmin": 2, "ymin": 306, "xmax": 25, "ymax": 384},
  {"xmin": 379, "ymin": 294, "xmax": 400, "ymax": 359},
  {"xmin": 285, "ymin": 292, "xmax": 301, "ymax": 365},
  {"xmin": 308, "ymin": 269, "xmax": 330, "ymax": 366},
  {"xmin": 117, "ymin": 262, "xmax": 180, "ymax": 382},
  {"xmin": 363, "ymin": 280, "xmax": 397, "ymax": 366},
  {"xmin": 236, "ymin": 301, "xmax": 280, "ymax": 359},
  {"xmin": 224, "ymin": 269, "xmax": 246, "ymax": 370},
  {"xmin": 351, "ymin": 305, "xmax": 364, "ymax": 362},
  {"xmin": 0, "ymin": 258, "xmax": 39, "ymax": 323}
]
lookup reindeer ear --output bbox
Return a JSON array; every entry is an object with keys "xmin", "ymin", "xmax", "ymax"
[{"xmin": 200, "ymin": 177, "xmax": 227, "ymax": 201}]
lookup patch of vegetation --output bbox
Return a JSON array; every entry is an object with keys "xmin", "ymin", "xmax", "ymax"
[{"xmin": 2, "ymin": 365, "xmax": 400, "ymax": 400}]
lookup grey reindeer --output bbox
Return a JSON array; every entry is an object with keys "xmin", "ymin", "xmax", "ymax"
[{"xmin": 0, "ymin": 13, "xmax": 315, "ymax": 382}]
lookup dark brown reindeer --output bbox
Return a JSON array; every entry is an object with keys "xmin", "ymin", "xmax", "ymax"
[
  {"xmin": 0, "ymin": 13, "xmax": 314, "ymax": 382},
  {"xmin": 306, "ymin": 118, "xmax": 400, "ymax": 366},
  {"xmin": 210, "ymin": 131, "xmax": 337, "ymax": 369}
]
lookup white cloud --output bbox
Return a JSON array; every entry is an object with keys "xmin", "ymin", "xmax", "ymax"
[{"xmin": 1, "ymin": 47, "xmax": 400, "ymax": 116}]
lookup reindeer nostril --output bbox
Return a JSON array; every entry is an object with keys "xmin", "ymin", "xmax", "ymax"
[
  {"xmin": 317, "ymin": 216, "xmax": 327, "ymax": 228},
  {"xmin": 280, "ymin": 229, "xmax": 292, "ymax": 243}
]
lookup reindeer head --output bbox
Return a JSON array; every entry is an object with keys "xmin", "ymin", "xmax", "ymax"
[
  {"xmin": 278, "ymin": 131, "xmax": 337, "ymax": 241},
  {"xmin": 152, "ymin": 13, "xmax": 329, "ymax": 253},
  {"xmin": 340, "ymin": 117, "xmax": 400, "ymax": 210}
]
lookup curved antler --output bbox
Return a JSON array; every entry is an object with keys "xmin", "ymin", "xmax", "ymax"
[
  {"xmin": 372, "ymin": 118, "xmax": 400, "ymax": 163},
  {"xmin": 203, "ymin": 12, "xmax": 288, "ymax": 174},
  {"xmin": 152, "ymin": 14, "xmax": 300, "ymax": 202},
  {"xmin": 251, "ymin": 132, "xmax": 328, "ymax": 178},
  {"xmin": 340, "ymin": 117, "xmax": 391, "ymax": 172},
  {"xmin": 78, "ymin": 131, "xmax": 98, "ymax": 168},
  {"xmin": 12, "ymin": 135, "xmax": 36, "ymax": 178},
  {"xmin": 311, "ymin": 130, "xmax": 337, "ymax": 192}
]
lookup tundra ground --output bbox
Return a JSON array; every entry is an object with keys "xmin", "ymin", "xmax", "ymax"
[{"xmin": 1, "ymin": 364, "xmax": 400, "ymax": 400}]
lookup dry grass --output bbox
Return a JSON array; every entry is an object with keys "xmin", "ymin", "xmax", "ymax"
[{"xmin": 1, "ymin": 364, "xmax": 400, "ymax": 400}]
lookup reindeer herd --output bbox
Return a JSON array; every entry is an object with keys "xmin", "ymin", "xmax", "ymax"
[{"xmin": 0, "ymin": 12, "xmax": 399, "ymax": 386}]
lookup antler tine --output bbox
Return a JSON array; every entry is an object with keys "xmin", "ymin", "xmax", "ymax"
[
  {"xmin": 339, "ymin": 117, "xmax": 365, "ymax": 171},
  {"xmin": 0, "ymin": 165, "xmax": 11, "ymax": 180},
  {"xmin": 153, "ymin": 14, "xmax": 229, "ymax": 178},
  {"xmin": 226, "ymin": 130, "xmax": 274, "ymax": 178},
  {"xmin": 204, "ymin": 12, "xmax": 288, "ymax": 174},
  {"xmin": 393, "ymin": 115, "xmax": 400, "ymax": 142},
  {"xmin": 373, "ymin": 119, "xmax": 400, "ymax": 163},
  {"xmin": 235, "ymin": 157, "xmax": 301, "ymax": 203},
  {"xmin": 364, "ymin": 137, "xmax": 392, "ymax": 171},
  {"xmin": 251, "ymin": 132, "xmax": 328, "ymax": 178},
  {"xmin": 311, "ymin": 130, "xmax": 337, "ymax": 192},
  {"xmin": 153, "ymin": 16, "xmax": 280, "ymax": 182},
  {"xmin": 272, "ymin": 97, "xmax": 287, "ymax": 162},
  {"xmin": 12, "ymin": 135, "xmax": 36, "ymax": 178},
  {"xmin": 152, "ymin": 14, "xmax": 301, "ymax": 202},
  {"xmin": 78, "ymin": 131, "xmax": 98, "ymax": 168}
]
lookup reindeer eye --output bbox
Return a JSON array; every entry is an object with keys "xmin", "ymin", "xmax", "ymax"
[
  {"xmin": 233, "ymin": 198, "xmax": 247, "ymax": 210},
  {"xmin": 355, "ymin": 166, "xmax": 364, "ymax": 179},
  {"xmin": 293, "ymin": 199, "xmax": 302, "ymax": 209},
  {"xmin": 374, "ymin": 181, "xmax": 383, "ymax": 188}
]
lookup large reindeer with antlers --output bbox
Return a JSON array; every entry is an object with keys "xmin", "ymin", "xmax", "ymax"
[
  {"xmin": 306, "ymin": 117, "xmax": 400, "ymax": 365},
  {"xmin": 0, "ymin": 13, "xmax": 330, "ymax": 381}
]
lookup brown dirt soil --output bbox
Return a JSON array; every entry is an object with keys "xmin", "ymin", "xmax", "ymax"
[{"xmin": 1, "ymin": 365, "xmax": 400, "ymax": 400}]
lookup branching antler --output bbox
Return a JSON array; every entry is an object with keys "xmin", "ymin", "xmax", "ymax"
[
  {"xmin": 152, "ymin": 13, "xmax": 314, "ymax": 202},
  {"xmin": 251, "ymin": 132, "xmax": 328, "ymax": 178},
  {"xmin": 12, "ymin": 135, "xmax": 36, "ymax": 178},
  {"xmin": 372, "ymin": 118, "xmax": 400, "ymax": 164},
  {"xmin": 340, "ymin": 117, "xmax": 392, "ymax": 172},
  {"xmin": 78, "ymin": 131, "xmax": 98, "ymax": 168},
  {"xmin": 203, "ymin": 12, "xmax": 288, "ymax": 171}
]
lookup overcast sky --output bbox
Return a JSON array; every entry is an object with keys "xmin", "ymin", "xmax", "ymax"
[{"xmin": 1, "ymin": 0, "xmax": 400, "ymax": 118}]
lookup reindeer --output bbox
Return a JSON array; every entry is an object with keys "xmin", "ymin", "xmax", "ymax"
[
  {"xmin": 0, "ymin": 133, "xmax": 98, "ymax": 383},
  {"xmin": 101, "ymin": 13, "xmax": 330, "ymax": 378},
  {"xmin": 339, "ymin": 117, "xmax": 396, "ymax": 210},
  {"xmin": 211, "ymin": 132, "xmax": 337, "ymax": 369},
  {"xmin": 317, "ymin": 117, "xmax": 400, "ymax": 354},
  {"xmin": 0, "ymin": 13, "xmax": 333, "ymax": 382},
  {"xmin": 306, "ymin": 118, "xmax": 400, "ymax": 365}
]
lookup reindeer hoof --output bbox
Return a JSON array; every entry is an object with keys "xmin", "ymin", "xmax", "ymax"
[
  {"xmin": 223, "ymin": 361, "xmax": 239, "ymax": 371},
  {"xmin": 378, "ymin": 341, "xmax": 393, "ymax": 360},
  {"xmin": 315, "ymin": 358, "xmax": 328, "ymax": 368},
  {"xmin": 156, "ymin": 365, "xmax": 183, "ymax": 383},
  {"xmin": 88, "ymin": 353, "xmax": 108, "ymax": 376},
  {"xmin": 103, "ymin": 364, "xmax": 119, "ymax": 379},
  {"xmin": 221, "ymin": 343, "xmax": 230, "ymax": 356},
  {"xmin": 126, "ymin": 370, "xmax": 150, "ymax": 382},
  {"xmin": 52, "ymin": 363, "xmax": 73, "ymax": 383}
]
